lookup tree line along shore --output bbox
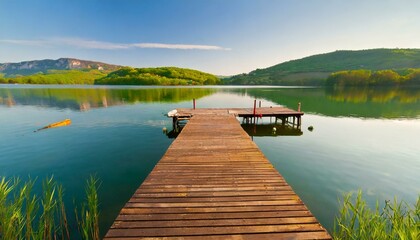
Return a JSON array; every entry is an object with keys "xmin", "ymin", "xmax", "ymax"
[{"xmin": 2, "ymin": 67, "xmax": 420, "ymax": 87}]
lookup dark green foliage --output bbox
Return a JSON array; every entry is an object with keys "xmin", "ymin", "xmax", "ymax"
[
  {"xmin": 327, "ymin": 68, "xmax": 420, "ymax": 87},
  {"xmin": 225, "ymin": 48, "xmax": 420, "ymax": 85},
  {"xmin": 95, "ymin": 67, "xmax": 220, "ymax": 85}
]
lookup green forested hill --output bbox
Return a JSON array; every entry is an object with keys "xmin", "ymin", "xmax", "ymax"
[
  {"xmin": 0, "ymin": 64, "xmax": 220, "ymax": 85},
  {"xmin": 0, "ymin": 69, "xmax": 108, "ymax": 84},
  {"xmin": 95, "ymin": 67, "xmax": 220, "ymax": 85},
  {"xmin": 225, "ymin": 49, "xmax": 420, "ymax": 85}
]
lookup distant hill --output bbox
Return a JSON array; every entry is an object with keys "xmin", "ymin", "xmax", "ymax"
[
  {"xmin": 0, "ymin": 59, "xmax": 220, "ymax": 86},
  {"xmin": 0, "ymin": 58, "xmax": 121, "ymax": 76},
  {"xmin": 95, "ymin": 67, "xmax": 220, "ymax": 85},
  {"xmin": 224, "ymin": 48, "xmax": 420, "ymax": 85}
]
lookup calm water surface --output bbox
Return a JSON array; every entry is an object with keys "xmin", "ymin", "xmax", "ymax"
[{"xmin": 1, "ymin": 85, "xmax": 419, "ymax": 236}]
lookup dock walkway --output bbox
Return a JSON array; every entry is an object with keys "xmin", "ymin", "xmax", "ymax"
[{"xmin": 105, "ymin": 109, "xmax": 331, "ymax": 239}]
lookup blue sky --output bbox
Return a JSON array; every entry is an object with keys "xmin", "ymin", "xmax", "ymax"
[{"xmin": 1, "ymin": 0, "xmax": 419, "ymax": 75}]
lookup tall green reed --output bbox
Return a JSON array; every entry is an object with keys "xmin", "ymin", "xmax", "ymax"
[
  {"xmin": 0, "ymin": 176, "xmax": 100, "ymax": 240},
  {"xmin": 75, "ymin": 176, "xmax": 100, "ymax": 240},
  {"xmin": 334, "ymin": 190, "xmax": 419, "ymax": 240}
]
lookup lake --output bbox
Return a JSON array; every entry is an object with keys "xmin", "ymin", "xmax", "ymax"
[{"xmin": 1, "ymin": 85, "xmax": 419, "ymax": 237}]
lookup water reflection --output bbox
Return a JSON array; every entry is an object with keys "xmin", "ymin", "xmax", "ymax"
[
  {"xmin": 166, "ymin": 120, "xmax": 303, "ymax": 138},
  {"xmin": 229, "ymin": 87, "xmax": 420, "ymax": 119},
  {"xmin": 1, "ymin": 85, "xmax": 419, "ymax": 119},
  {"xmin": 1, "ymin": 85, "xmax": 419, "ymax": 234},
  {"xmin": 0, "ymin": 86, "xmax": 215, "ymax": 111},
  {"xmin": 241, "ymin": 123, "xmax": 303, "ymax": 137},
  {"xmin": 325, "ymin": 86, "xmax": 420, "ymax": 103}
]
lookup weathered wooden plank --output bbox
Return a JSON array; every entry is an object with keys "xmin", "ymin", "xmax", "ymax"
[
  {"xmin": 124, "ymin": 199, "xmax": 302, "ymax": 208},
  {"xmin": 139, "ymin": 184, "xmax": 290, "ymax": 189},
  {"xmin": 133, "ymin": 189, "xmax": 297, "ymax": 197},
  {"xmin": 119, "ymin": 205, "xmax": 308, "ymax": 214},
  {"xmin": 116, "ymin": 210, "xmax": 314, "ymax": 221},
  {"xmin": 105, "ymin": 231, "xmax": 331, "ymax": 240},
  {"xmin": 128, "ymin": 195, "xmax": 300, "ymax": 203},
  {"xmin": 111, "ymin": 217, "xmax": 319, "ymax": 228},
  {"xmin": 135, "ymin": 186, "xmax": 293, "ymax": 193},
  {"xmin": 106, "ymin": 223, "xmax": 325, "ymax": 237},
  {"xmin": 142, "ymin": 179, "xmax": 287, "ymax": 185}
]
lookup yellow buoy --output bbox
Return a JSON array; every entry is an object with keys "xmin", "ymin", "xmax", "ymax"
[{"xmin": 36, "ymin": 119, "xmax": 71, "ymax": 132}]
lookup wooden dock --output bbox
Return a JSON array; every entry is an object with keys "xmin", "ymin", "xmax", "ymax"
[{"xmin": 105, "ymin": 108, "xmax": 331, "ymax": 239}]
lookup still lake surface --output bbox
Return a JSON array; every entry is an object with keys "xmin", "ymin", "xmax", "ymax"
[{"xmin": 1, "ymin": 85, "xmax": 419, "ymax": 236}]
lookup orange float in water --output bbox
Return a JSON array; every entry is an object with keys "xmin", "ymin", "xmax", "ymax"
[{"xmin": 36, "ymin": 119, "xmax": 71, "ymax": 132}]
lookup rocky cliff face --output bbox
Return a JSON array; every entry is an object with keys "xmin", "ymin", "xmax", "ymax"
[{"xmin": 0, "ymin": 58, "xmax": 120, "ymax": 76}]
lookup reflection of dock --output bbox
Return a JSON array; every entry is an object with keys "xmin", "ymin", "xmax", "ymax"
[
  {"xmin": 242, "ymin": 123, "xmax": 303, "ymax": 137},
  {"xmin": 106, "ymin": 109, "xmax": 330, "ymax": 239},
  {"xmin": 167, "ymin": 123, "xmax": 303, "ymax": 139}
]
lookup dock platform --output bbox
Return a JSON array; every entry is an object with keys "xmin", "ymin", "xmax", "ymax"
[
  {"xmin": 172, "ymin": 106, "xmax": 304, "ymax": 130},
  {"xmin": 105, "ymin": 108, "xmax": 330, "ymax": 239}
]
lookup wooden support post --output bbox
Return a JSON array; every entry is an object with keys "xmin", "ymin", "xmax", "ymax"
[
  {"xmin": 172, "ymin": 117, "xmax": 176, "ymax": 128},
  {"xmin": 193, "ymin": 99, "xmax": 196, "ymax": 110},
  {"xmin": 259, "ymin": 101, "xmax": 261, "ymax": 108},
  {"xmin": 253, "ymin": 100, "xmax": 257, "ymax": 124},
  {"xmin": 173, "ymin": 117, "xmax": 179, "ymax": 132},
  {"xmin": 253, "ymin": 99, "xmax": 256, "ymax": 115},
  {"xmin": 293, "ymin": 116, "xmax": 296, "ymax": 126}
]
